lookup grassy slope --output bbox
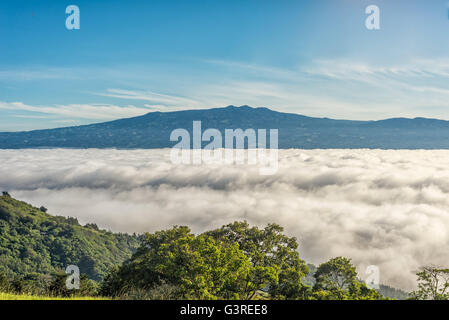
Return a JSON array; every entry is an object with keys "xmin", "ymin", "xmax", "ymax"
[
  {"xmin": 0, "ymin": 194, "xmax": 139, "ymax": 281},
  {"xmin": 0, "ymin": 292, "xmax": 108, "ymax": 300}
]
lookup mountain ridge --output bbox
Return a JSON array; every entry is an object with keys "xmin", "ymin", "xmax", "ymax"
[{"xmin": 2, "ymin": 105, "xmax": 449, "ymax": 149}]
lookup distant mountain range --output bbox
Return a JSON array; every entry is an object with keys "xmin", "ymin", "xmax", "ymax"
[{"xmin": 2, "ymin": 105, "xmax": 449, "ymax": 149}]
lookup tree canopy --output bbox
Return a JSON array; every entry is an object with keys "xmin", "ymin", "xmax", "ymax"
[
  {"xmin": 101, "ymin": 222, "xmax": 386, "ymax": 300},
  {"xmin": 0, "ymin": 194, "xmax": 139, "ymax": 284},
  {"xmin": 411, "ymin": 266, "xmax": 449, "ymax": 300},
  {"xmin": 312, "ymin": 257, "xmax": 383, "ymax": 300},
  {"xmin": 0, "ymin": 195, "xmax": 422, "ymax": 300}
]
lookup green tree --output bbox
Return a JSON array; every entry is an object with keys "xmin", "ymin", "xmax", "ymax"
[
  {"xmin": 313, "ymin": 257, "xmax": 383, "ymax": 300},
  {"xmin": 314, "ymin": 257, "xmax": 357, "ymax": 292},
  {"xmin": 205, "ymin": 221, "xmax": 309, "ymax": 299},
  {"xmin": 410, "ymin": 266, "xmax": 449, "ymax": 300},
  {"xmin": 100, "ymin": 226, "xmax": 252, "ymax": 299},
  {"xmin": 0, "ymin": 270, "xmax": 10, "ymax": 292},
  {"xmin": 48, "ymin": 272, "xmax": 98, "ymax": 297},
  {"xmin": 0, "ymin": 195, "xmax": 139, "ymax": 285}
]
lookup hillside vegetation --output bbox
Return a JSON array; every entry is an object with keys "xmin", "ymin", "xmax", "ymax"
[
  {"xmin": 1, "ymin": 194, "xmax": 438, "ymax": 300},
  {"xmin": 0, "ymin": 292, "xmax": 108, "ymax": 300},
  {"xmin": 0, "ymin": 193, "xmax": 139, "ymax": 287},
  {"xmin": 99, "ymin": 222, "xmax": 386, "ymax": 300}
]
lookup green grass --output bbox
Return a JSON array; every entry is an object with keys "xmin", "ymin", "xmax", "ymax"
[{"xmin": 0, "ymin": 292, "xmax": 109, "ymax": 300}]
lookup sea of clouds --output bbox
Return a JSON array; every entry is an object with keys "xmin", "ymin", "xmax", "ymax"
[{"xmin": 1, "ymin": 148, "xmax": 449, "ymax": 291}]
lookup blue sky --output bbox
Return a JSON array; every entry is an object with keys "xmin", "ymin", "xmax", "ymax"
[{"xmin": 1, "ymin": 0, "xmax": 449, "ymax": 131}]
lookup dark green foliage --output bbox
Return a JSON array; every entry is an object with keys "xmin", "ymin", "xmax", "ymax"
[
  {"xmin": 100, "ymin": 226, "xmax": 252, "ymax": 299},
  {"xmin": 378, "ymin": 284, "xmax": 409, "ymax": 300},
  {"xmin": 0, "ymin": 270, "xmax": 9, "ymax": 291},
  {"xmin": 48, "ymin": 272, "xmax": 98, "ymax": 297},
  {"xmin": 312, "ymin": 257, "xmax": 384, "ymax": 300},
  {"xmin": 205, "ymin": 221, "xmax": 310, "ymax": 300},
  {"xmin": 0, "ymin": 195, "xmax": 139, "ymax": 283},
  {"xmin": 304, "ymin": 262, "xmax": 408, "ymax": 299},
  {"xmin": 85, "ymin": 223, "xmax": 100, "ymax": 231},
  {"xmin": 8, "ymin": 273, "xmax": 53, "ymax": 295},
  {"xmin": 314, "ymin": 257, "xmax": 357, "ymax": 292},
  {"xmin": 102, "ymin": 224, "xmax": 387, "ymax": 300}
]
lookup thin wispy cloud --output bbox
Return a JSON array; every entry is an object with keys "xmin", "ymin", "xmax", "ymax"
[
  {"xmin": 4, "ymin": 58, "xmax": 449, "ymax": 129},
  {"xmin": 87, "ymin": 59, "xmax": 449, "ymax": 121},
  {"xmin": 0, "ymin": 101, "xmax": 152, "ymax": 121},
  {"xmin": 97, "ymin": 89, "xmax": 203, "ymax": 109},
  {"xmin": 200, "ymin": 59, "xmax": 449, "ymax": 120}
]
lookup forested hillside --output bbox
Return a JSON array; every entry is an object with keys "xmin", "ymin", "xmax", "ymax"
[
  {"xmin": 0, "ymin": 194, "xmax": 419, "ymax": 300},
  {"xmin": 0, "ymin": 193, "xmax": 139, "ymax": 283}
]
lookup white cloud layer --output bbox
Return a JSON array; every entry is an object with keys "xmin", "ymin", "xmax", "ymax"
[{"xmin": 1, "ymin": 149, "xmax": 449, "ymax": 291}]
